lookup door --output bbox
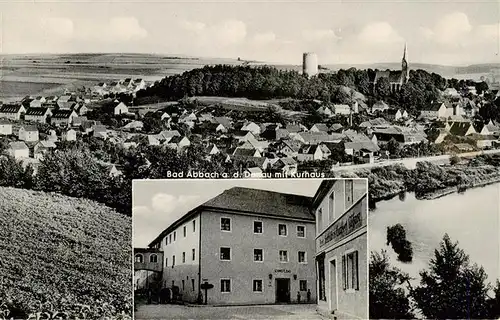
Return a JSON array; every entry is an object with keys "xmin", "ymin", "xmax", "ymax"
[
  {"xmin": 329, "ymin": 259, "xmax": 338, "ymax": 312},
  {"xmin": 275, "ymin": 278, "xmax": 290, "ymax": 303}
]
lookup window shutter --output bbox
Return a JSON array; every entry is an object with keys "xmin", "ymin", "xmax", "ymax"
[
  {"xmin": 355, "ymin": 251, "xmax": 359, "ymax": 290},
  {"xmin": 342, "ymin": 255, "xmax": 346, "ymax": 290}
]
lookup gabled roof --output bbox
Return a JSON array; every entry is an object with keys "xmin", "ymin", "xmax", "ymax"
[
  {"xmin": 202, "ymin": 187, "xmax": 314, "ymax": 221},
  {"xmin": 25, "ymin": 107, "xmax": 50, "ymax": 116},
  {"xmin": 52, "ymin": 109, "xmax": 76, "ymax": 119},
  {"xmin": 20, "ymin": 125, "xmax": 38, "ymax": 132},
  {"xmin": 449, "ymin": 122, "xmax": 475, "ymax": 136},
  {"xmin": 279, "ymin": 139, "xmax": 302, "ymax": 152},
  {"xmin": 345, "ymin": 141, "xmax": 380, "ymax": 153},
  {"xmin": 311, "ymin": 123, "xmax": 329, "ymax": 132},
  {"xmin": 0, "ymin": 104, "xmax": 23, "ymax": 114},
  {"xmin": 233, "ymin": 148, "xmax": 258, "ymax": 157},
  {"xmin": 168, "ymin": 135, "xmax": 187, "ymax": 144},
  {"xmin": 9, "ymin": 141, "xmax": 28, "ymax": 150},
  {"xmin": 422, "ymin": 101, "xmax": 449, "ymax": 111}
]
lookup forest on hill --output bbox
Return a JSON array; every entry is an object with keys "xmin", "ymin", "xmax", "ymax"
[{"xmin": 136, "ymin": 65, "xmax": 488, "ymax": 115}]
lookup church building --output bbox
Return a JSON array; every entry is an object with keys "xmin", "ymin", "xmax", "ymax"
[{"xmin": 370, "ymin": 44, "xmax": 410, "ymax": 92}]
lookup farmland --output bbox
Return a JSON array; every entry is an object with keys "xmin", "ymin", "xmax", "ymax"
[{"xmin": 0, "ymin": 187, "xmax": 132, "ymax": 319}]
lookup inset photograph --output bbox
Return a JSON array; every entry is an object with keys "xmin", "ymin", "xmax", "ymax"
[
  {"xmin": 369, "ymin": 186, "xmax": 500, "ymax": 319},
  {"xmin": 133, "ymin": 178, "xmax": 368, "ymax": 319}
]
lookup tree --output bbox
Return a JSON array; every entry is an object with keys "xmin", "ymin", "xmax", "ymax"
[
  {"xmin": 386, "ymin": 224, "xmax": 413, "ymax": 263},
  {"xmin": 369, "ymin": 250, "xmax": 414, "ymax": 319},
  {"xmin": 412, "ymin": 234, "xmax": 492, "ymax": 319},
  {"xmin": 387, "ymin": 138, "xmax": 401, "ymax": 158},
  {"xmin": 475, "ymin": 81, "xmax": 489, "ymax": 95},
  {"xmin": 375, "ymin": 77, "xmax": 392, "ymax": 99}
]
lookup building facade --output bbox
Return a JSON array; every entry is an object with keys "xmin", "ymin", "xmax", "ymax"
[
  {"xmin": 147, "ymin": 187, "xmax": 318, "ymax": 305},
  {"xmin": 312, "ymin": 179, "xmax": 368, "ymax": 319}
]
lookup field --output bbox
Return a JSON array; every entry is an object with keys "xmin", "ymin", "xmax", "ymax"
[
  {"xmin": 0, "ymin": 53, "xmax": 246, "ymax": 100},
  {"xmin": 0, "ymin": 187, "xmax": 132, "ymax": 319}
]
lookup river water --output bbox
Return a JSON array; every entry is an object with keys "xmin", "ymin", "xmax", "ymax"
[{"xmin": 369, "ymin": 184, "xmax": 500, "ymax": 287}]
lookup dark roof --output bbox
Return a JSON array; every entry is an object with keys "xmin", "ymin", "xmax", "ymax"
[
  {"xmin": 168, "ymin": 136, "xmax": 186, "ymax": 144},
  {"xmin": 373, "ymin": 70, "xmax": 404, "ymax": 83},
  {"xmin": 311, "ymin": 180, "xmax": 337, "ymax": 209},
  {"xmin": 134, "ymin": 247, "xmax": 162, "ymax": 254},
  {"xmin": 0, "ymin": 104, "xmax": 22, "ymax": 113},
  {"xmin": 25, "ymin": 107, "xmax": 49, "ymax": 116},
  {"xmin": 149, "ymin": 186, "xmax": 314, "ymax": 247},
  {"xmin": 202, "ymin": 187, "xmax": 313, "ymax": 221},
  {"xmin": 52, "ymin": 109, "xmax": 75, "ymax": 119},
  {"xmin": 422, "ymin": 101, "xmax": 450, "ymax": 111},
  {"xmin": 449, "ymin": 122, "xmax": 474, "ymax": 136},
  {"xmin": 233, "ymin": 148, "xmax": 258, "ymax": 157}
]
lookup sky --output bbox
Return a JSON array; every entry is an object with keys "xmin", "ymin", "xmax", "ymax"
[
  {"xmin": 1, "ymin": 0, "xmax": 499, "ymax": 65},
  {"xmin": 132, "ymin": 179, "xmax": 323, "ymax": 247}
]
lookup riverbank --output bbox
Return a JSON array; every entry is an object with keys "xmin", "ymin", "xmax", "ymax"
[{"xmin": 350, "ymin": 154, "xmax": 500, "ymax": 204}]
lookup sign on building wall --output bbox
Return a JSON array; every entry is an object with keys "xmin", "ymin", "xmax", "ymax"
[{"xmin": 318, "ymin": 197, "xmax": 366, "ymax": 249}]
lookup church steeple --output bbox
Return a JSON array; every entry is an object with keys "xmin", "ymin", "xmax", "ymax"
[{"xmin": 402, "ymin": 42, "xmax": 409, "ymax": 83}]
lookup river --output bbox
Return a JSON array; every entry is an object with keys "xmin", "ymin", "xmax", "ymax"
[{"xmin": 369, "ymin": 183, "xmax": 500, "ymax": 287}]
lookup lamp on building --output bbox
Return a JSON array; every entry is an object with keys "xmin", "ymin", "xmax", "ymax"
[
  {"xmin": 293, "ymin": 274, "xmax": 297, "ymax": 280},
  {"xmin": 268, "ymin": 274, "xmax": 273, "ymax": 280}
]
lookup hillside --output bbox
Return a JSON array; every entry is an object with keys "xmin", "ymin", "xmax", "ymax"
[{"xmin": 0, "ymin": 187, "xmax": 132, "ymax": 319}]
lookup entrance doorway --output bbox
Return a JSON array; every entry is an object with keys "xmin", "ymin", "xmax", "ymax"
[
  {"xmin": 275, "ymin": 278, "xmax": 290, "ymax": 303},
  {"xmin": 329, "ymin": 259, "xmax": 338, "ymax": 312}
]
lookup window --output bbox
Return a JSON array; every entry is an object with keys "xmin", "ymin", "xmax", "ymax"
[
  {"xmin": 278, "ymin": 224, "xmax": 287, "ymax": 236},
  {"xmin": 193, "ymin": 220, "xmax": 196, "ymax": 232},
  {"xmin": 299, "ymin": 280, "xmax": 307, "ymax": 291},
  {"xmin": 149, "ymin": 254, "xmax": 158, "ymax": 263},
  {"xmin": 220, "ymin": 247, "xmax": 231, "ymax": 260},
  {"xmin": 317, "ymin": 208, "xmax": 323, "ymax": 232},
  {"xmin": 169, "ymin": 234, "xmax": 172, "ymax": 243},
  {"xmin": 172, "ymin": 255, "xmax": 175, "ymax": 268},
  {"xmin": 253, "ymin": 221, "xmax": 263, "ymax": 234},
  {"xmin": 134, "ymin": 254, "xmax": 143, "ymax": 263},
  {"xmin": 182, "ymin": 252, "xmax": 186, "ymax": 263},
  {"xmin": 165, "ymin": 237, "xmax": 168, "ymax": 245},
  {"xmin": 221, "ymin": 279, "xmax": 231, "ymax": 293},
  {"xmin": 254, "ymin": 249, "xmax": 263, "ymax": 262},
  {"xmin": 328, "ymin": 191, "xmax": 335, "ymax": 222},
  {"xmin": 318, "ymin": 257, "xmax": 326, "ymax": 301},
  {"xmin": 192, "ymin": 249, "xmax": 196, "ymax": 261},
  {"xmin": 297, "ymin": 226, "xmax": 305, "ymax": 238},
  {"xmin": 279, "ymin": 250, "xmax": 288, "ymax": 262},
  {"xmin": 165, "ymin": 258, "xmax": 168, "ymax": 267},
  {"xmin": 172, "ymin": 280, "xmax": 174, "ymax": 287},
  {"xmin": 253, "ymin": 280, "xmax": 263, "ymax": 292},
  {"xmin": 192, "ymin": 279, "xmax": 195, "ymax": 291},
  {"xmin": 221, "ymin": 218, "xmax": 231, "ymax": 231},
  {"xmin": 183, "ymin": 226, "xmax": 187, "ymax": 237},
  {"xmin": 182, "ymin": 280, "xmax": 185, "ymax": 291},
  {"xmin": 173, "ymin": 231, "xmax": 176, "ymax": 241},
  {"xmin": 345, "ymin": 180, "xmax": 354, "ymax": 208},
  {"xmin": 343, "ymin": 251, "xmax": 359, "ymax": 291},
  {"xmin": 298, "ymin": 251, "xmax": 306, "ymax": 263}
]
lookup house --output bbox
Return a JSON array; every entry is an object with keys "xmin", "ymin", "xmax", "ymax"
[
  {"xmin": 204, "ymin": 144, "xmax": 220, "ymax": 155},
  {"xmin": 420, "ymin": 102, "xmax": 448, "ymax": 119},
  {"xmin": 18, "ymin": 126, "xmax": 39, "ymax": 142},
  {"xmin": 332, "ymin": 104, "xmax": 351, "ymax": 115},
  {"xmin": 57, "ymin": 95, "xmax": 76, "ymax": 109},
  {"xmin": 33, "ymin": 140, "xmax": 57, "ymax": 160},
  {"xmin": 0, "ymin": 120, "xmax": 12, "ymax": 135},
  {"xmin": 243, "ymin": 166, "xmax": 263, "ymax": 177},
  {"xmin": 146, "ymin": 185, "xmax": 317, "ymax": 305},
  {"xmin": 329, "ymin": 123, "xmax": 343, "ymax": 133},
  {"xmin": 297, "ymin": 144, "xmax": 326, "ymax": 162},
  {"xmin": 161, "ymin": 112, "xmax": 171, "ymax": 121},
  {"xmin": 0, "ymin": 104, "xmax": 26, "ymax": 120},
  {"xmin": 469, "ymin": 133, "xmax": 496, "ymax": 149},
  {"xmin": 443, "ymin": 88, "xmax": 460, "ymax": 98},
  {"xmin": 285, "ymin": 124, "xmax": 307, "ymax": 133},
  {"xmin": 74, "ymin": 103, "xmax": 89, "ymax": 116},
  {"xmin": 276, "ymin": 139, "xmax": 302, "ymax": 157},
  {"xmin": 133, "ymin": 79, "xmax": 147, "ymax": 91},
  {"xmin": 309, "ymin": 124, "xmax": 330, "ymax": 133},
  {"xmin": 233, "ymin": 131, "xmax": 257, "ymax": 143},
  {"xmin": 478, "ymin": 120, "xmax": 500, "ymax": 136},
  {"xmin": 448, "ymin": 122, "xmax": 476, "ymax": 137},
  {"xmin": 233, "ymin": 147, "xmax": 262, "ymax": 158},
  {"xmin": 147, "ymin": 135, "xmax": 161, "ymax": 146},
  {"xmin": 158, "ymin": 130, "xmax": 181, "ymax": 142},
  {"xmin": 106, "ymin": 164, "xmax": 123, "ymax": 177},
  {"xmin": 371, "ymin": 101, "xmax": 390, "ymax": 113},
  {"xmin": 165, "ymin": 136, "xmax": 190, "ymax": 150},
  {"xmin": 123, "ymin": 120, "xmax": 144, "ymax": 131},
  {"xmin": 93, "ymin": 125, "xmax": 108, "ymax": 139},
  {"xmin": 51, "ymin": 110, "xmax": 78, "ymax": 127},
  {"xmin": 114, "ymin": 102, "xmax": 129, "ymax": 115},
  {"xmin": 214, "ymin": 117, "xmax": 233, "ymax": 131},
  {"xmin": 8, "ymin": 142, "xmax": 29, "ymax": 159},
  {"xmin": 386, "ymin": 109, "xmax": 407, "ymax": 121},
  {"xmin": 272, "ymin": 157, "xmax": 298, "ymax": 175},
  {"xmin": 63, "ymin": 129, "xmax": 77, "ymax": 141},
  {"xmin": 372, "ymin": 126, "xmax": 427, "ymax": 145},
  {"xmin": 344, "ymin": 141, "xmax": 380, "ymax": 164},
  {"xmin": 24, "ymin": 107, "xmax": 52, "ymax": 123},
  {"xmin": 295, "ymin": 132, "xmax": 344, "ymax": 145},
  {"xmin": 317, "ymin": 106, "xmax": 333, "ymax": 117},
  {"xmin": 240, "ymin": 121, "xmax": 261, "ymax": 136},
  {"xmin": 314, "ymin": 179, "xmax": 368, "ymax": 319},
  {"xmin": 261, "ymin": 128, "xmax": 290, "ymax": 141},
  {"xmin": 359, "ymin": 118, "xmax": 389, "ymax": 129},
  {"xmin": 29, "ymin": 97, "xmax": 46, "ymax": 108}
]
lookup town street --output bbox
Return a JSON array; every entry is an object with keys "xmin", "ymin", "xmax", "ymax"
[{"xmin": 134, "ymin": 304, "xmax": 329, "ymax": 320}]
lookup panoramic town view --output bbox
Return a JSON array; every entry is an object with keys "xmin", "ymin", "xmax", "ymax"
[{"xmin": 1, "ymin": 0, "xmax": 500, "ymax": 319}]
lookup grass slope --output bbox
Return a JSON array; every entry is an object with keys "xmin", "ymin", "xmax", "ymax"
[{"xmin": 0, "ymin": 187, "xmax": 132, "ymax": 318}]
